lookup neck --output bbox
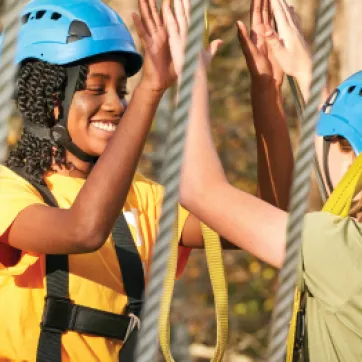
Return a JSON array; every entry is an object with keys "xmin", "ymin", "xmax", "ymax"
[{"xmin": 53, "ymin": 151, "xmax": 94, "ymax": 178}]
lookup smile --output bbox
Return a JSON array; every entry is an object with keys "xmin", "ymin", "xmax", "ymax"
[{"xmin": 90, "ymin": 121, "xmax": 117, "ymax": 133}]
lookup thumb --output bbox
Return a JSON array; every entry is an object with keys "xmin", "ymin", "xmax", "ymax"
[{"xmin": 236, "ymin": 20, "xmax": 257, "ymax": 61}]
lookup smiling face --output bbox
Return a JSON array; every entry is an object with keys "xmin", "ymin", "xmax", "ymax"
[{"xmin": 66, "ymin": 55, "xmax": 128, "ymax": 158}]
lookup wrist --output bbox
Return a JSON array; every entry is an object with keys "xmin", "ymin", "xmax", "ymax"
[
  {"xmin": 251, "ymin": 79, "xmax": 282, "ymax": 96},
  {"xmin": 135, "ymin": 81, "xmax": 166, "ymax": 101}
]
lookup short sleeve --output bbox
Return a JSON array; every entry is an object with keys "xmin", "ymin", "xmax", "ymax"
[
  {"xmin": 0, "ymin": 168, "xmax": 45, "ymax": 237},
  {"xmin": 0, "ymin": 167, "xmax": 45, "ymax": 276},
  {"xmin": 302, "ymin": 212, "xmax": 362, "ymax": 312}
]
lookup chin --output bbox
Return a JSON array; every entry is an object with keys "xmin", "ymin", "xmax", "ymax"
[{"xmin": 88, "ymin": 140, "xmax": 109, "ymax": 157}]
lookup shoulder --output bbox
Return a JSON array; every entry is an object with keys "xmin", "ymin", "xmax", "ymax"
[
  {"xmin": 303, "ymin": 212, "xmax": 362, "ymax": 308},
  {"xmin": 0, "ymin": 165, "xmax": 41, "ymax": 197},
  {"xmin": 0, "ymin": 165, "xmax": 45, "ymax": 238},
  {"xmin": 303, "ymin": 211, "xmax": 362, "ymax": 247}
]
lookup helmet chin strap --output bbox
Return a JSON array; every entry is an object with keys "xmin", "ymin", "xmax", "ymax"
[
  {"xmin": 323, "ymin": 138, "xmax": 334, "ymax": 195},
  {"xmin": 24, "ymin": 65, "xmax": 98, "ymax": 164}
]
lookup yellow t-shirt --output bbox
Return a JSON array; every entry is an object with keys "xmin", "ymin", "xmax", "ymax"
[{"xmin": 0, "ymin": 165, "xmax": 191, "ymax": 362}]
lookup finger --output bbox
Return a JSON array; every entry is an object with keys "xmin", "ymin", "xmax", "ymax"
[
  {"xmin": 270, "ymin": 0, "xmax": 291, "ymax": 35},
  {"xmin": 262, "ymin": 0, "xmax": 271, "ymax": 25},
  {"xmin": 208, "ymin": 39, "xmax": 223, "ymax": 57},
  {"xmin": 264, "ymin": 24, "xmax": 287, "ymax": 58},
  {"xmin": 182, "ymin": 0, "xmax": 191, "ymax": 24},
  {"xmin": 138, "ymin": 0, "xmax": 157, "ymax": 35},
  {"xmin": 251, "ymin": 0, "xmax": 263, "ymax": 28},
  {"xmin": 237, "ymin": 21, "xmax": 258, "ymax": 63},
  {"xmin": 149, "ymin": 0, "xmax": 163, "ymax": 27},
  {"xmin": 163, "ymin": 0, "xmax": 179, "ymax": 39},
  {"xmin": 174, "ymin": 0, "xmax": 188, "ymax": 37},
  {"xmin": 279, "ymin": 0, "xmax": 296, "ymax": 27},
  {"xmin": 289, "ymin": 5, "xmax": 302, "ymax": 31},
  {"xmin": 132, "ymin": 12, "xmax": 151, "ymax": 45}
]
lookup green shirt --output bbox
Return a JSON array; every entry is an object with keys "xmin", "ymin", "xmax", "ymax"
[{"xmin": 302, "ymin": 212, "xmax": 362, "ymax": 361}]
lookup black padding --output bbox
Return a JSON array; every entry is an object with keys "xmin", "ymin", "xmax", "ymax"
[{"xmin": 24, "ymin": 123, "xmax": 52, "ymax": 141}]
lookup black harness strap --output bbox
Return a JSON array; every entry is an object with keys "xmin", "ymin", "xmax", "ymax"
[
  {"xmin": 113, "ymin": 214, "xmax": 145, "ymax": 361},
  {"xmin": 10, "ymin": 167, "xmax": 144, "ymax": 362}
]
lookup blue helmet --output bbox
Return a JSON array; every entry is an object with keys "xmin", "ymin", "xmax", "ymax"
[
  {"xmin": 317, "ymin": 71, "xmax": 362, "ymax": 155},
  {"xmin": 16, "ymin": 0, "xmax": 142, "ymax": 76}
]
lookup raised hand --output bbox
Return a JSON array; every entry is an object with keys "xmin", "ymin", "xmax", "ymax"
[
  {"xmin": 264, "ymin": 0, "xmax": 312, "ymax": 92},
  {"xmin": 162, "ymin": 0, "xmax": 222, "ymax": 77},
  {"xmin": 132, "ymin": 0, "xmax": 176, "ymax": 92},
  {"xmin": 237, "ymin": 0, "xmax": 283, "ymax": 88}
]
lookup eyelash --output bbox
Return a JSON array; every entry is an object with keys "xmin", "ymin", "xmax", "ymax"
[{"xmin": 87, "ymin": 88, "xmax": 129, "ymax": 97}]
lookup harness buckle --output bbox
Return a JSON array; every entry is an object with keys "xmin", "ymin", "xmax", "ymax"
[
  {"xmin": 41, "ymin": 296, "xmax": 74, "ymax": 333},
  {"xmin": 123, "ymin": 313, "xmax": 141, "ymax": 343}
]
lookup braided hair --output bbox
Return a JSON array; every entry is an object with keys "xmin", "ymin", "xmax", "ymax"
[{"xmin": 5, "ymin": 61, "xmax": 88, "ymax": 184}]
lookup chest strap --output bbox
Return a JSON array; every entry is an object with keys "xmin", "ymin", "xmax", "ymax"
[{"xmin": 10, "ymin": 167, "xmax": 144, "ymax": 362}]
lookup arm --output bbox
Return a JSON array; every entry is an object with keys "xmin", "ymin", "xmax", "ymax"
[
  {"xmin": 236, "ymin": 0, "xmax": 293, "ymax": 210},
  {"xmin": 180, "ymin": 57, "xmax": 287, "ymax": 268},
  {"xmin": 6, "ymin": 0, "xmax": 176, "ymax": 255},
  {"xmin": 252, "ymin": 83, "xmax": 293, "ymax": 210},
  {"xmin": 165, "ymin": 0, "xmax": 287, "ymax": 263}
]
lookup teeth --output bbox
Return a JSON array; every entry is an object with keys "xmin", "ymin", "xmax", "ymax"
[{"xmin": 91, "ymin": 122, "xmax": 117, "ymax": 132}]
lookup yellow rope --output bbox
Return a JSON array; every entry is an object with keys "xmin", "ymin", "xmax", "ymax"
[{"xmin": 201, "ymin": 223, "xmax": 229, "ymax": 361}]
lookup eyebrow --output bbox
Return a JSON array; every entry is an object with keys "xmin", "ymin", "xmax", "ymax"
[{"xmin": 88, "ymin": 73, "xmax": 127, "ymax": 82}]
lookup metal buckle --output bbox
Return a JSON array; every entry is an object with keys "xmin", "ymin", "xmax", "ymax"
[{"xmin": 123, "ymin": 313, "xmax": 141, "ymax": 343}]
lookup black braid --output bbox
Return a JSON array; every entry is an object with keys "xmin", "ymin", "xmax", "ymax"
[{"xmin": 5, "ymin": 61, "xmax": 88, "ymax": 184}]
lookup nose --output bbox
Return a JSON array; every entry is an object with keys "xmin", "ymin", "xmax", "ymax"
[{"xmin": 101, "ymin": 91, "xmax": 127, "ymax": 116}]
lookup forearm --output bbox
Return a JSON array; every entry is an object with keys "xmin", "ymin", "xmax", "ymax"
[
  {"xmin": 71, "ymin": 84, "xmax": 164, "ymax": 247},
  {"xmin": 180, "ymin": 59, "xmax": 227, "ymax": 206},
  {"xmin": 251, "ymin": 81, "xmax": 293, "ymax": 210}
]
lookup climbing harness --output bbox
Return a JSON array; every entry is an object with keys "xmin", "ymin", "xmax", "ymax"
[
  {"xmin": 286, "ymin": 151, "xmax": 362, "ymax": 361},
  {"xmin": 9, "ymin": 166, "xmax": 144, "ymax": 362},
  {"xmin": 267, "ymin": 0, "xmax": 336, "ymax": 361}
]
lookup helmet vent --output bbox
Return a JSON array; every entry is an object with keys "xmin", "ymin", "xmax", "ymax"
[
  {"xmin": 67, "ymin": 20, "xmax": 91, "ymax": 43},
  {"xmin": 51, "ymin": 12, "xmax": 62, "ymax": 21},
  {"xmin": 348, "ymin": 86, "xmax": 356, "ymax": 94},
  {"xmin": 323, "ymin": 89, "xmax": 339, "ymax": 114},
  {"xmin": 36, "ymin": 11, "xmax": 46, "ymax": 19},
  {"xmin": 21, "ymin": 13, "xmax": 31, "ymax": 24}
]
